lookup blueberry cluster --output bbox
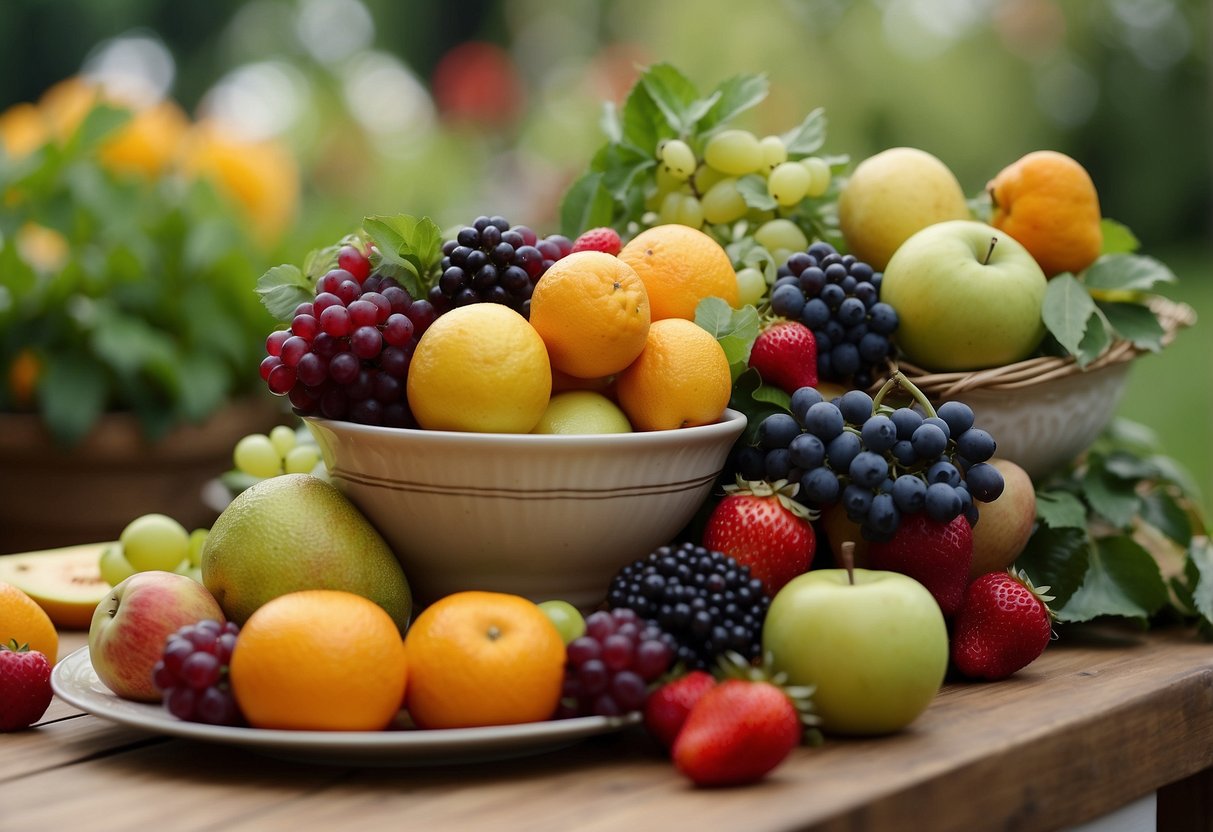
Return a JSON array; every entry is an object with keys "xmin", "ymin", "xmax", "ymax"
[
  {"xmin": 769, "ymin": 241, "xmax": 898, "ymax": 389},
  {"xmin": 736, "ymin": 386, "xmax": 1004, "ymax": 542},
  {"xmin": 606, "ymin": 542, "xmax": 769, "ymax": 671},
  {"xmin": 431, "ymin": 215, "xmax": 572, "ymax": 317}
]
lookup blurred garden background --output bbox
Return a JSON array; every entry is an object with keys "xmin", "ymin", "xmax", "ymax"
[{"xmin": 1, "ymin": 0, "xmax": 1209, "ymax": 510}]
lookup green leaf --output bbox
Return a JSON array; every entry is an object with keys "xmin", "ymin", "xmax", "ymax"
[
  {"xmin": 1035, "ymin": 489, "xmax": 1088, "ymax": 529},
  {"xmin": 599, "ymin": 101, "xmax": 622, "ymax": 144},
  {"xmin": 1082, "ymin": 457, "xmax": 1141, "ymax": 529},
  {"xmin": 780, "ymin": 108, "xmax": 827, "ymax": 156},
  {"xmin": 90, "ymin": 310, "xmax": 177, "ymax": 380},
  {"xmin": 1073, "ymin": 305, "xmax": 1112, "ymax": 367},
  {"xmin": 1102, "ymin": 449, "xmax": 1162, "ymax": 482},
  {"xmin": 1188, "ymin": 538, "xmax": 1213, "ymax": 629},
  {"xmin": 69, "ymin": 103, "xmax": 131, "ymax": 153},
  {"xmin": 1057, "ymin": 535, "xmax": 1169, "ymax": 623},
  {"xmin": 255, "ymin": 264, "xmax": 313, "ymax": 323},
  {"xmin": 175, "ymin": 353, "xmax": 230, "ymax": 422},
  {"xmin": 1016, "ymin": 525, "xmax": 1090, "ymax": 608},
  {"xmin": 1041, "ymin": 273, "xmax": 1098, "ymax": 358},
  {"xmin": 38, "ymin": 352, "xmax": 108, "ymax": 446},
  {"xmin": 1083, "ymin": 253, "xmax": 1177, "ymax": 293},
  {"xmin": 736, "ymin": 174, "xmax": 777, "ymax": 212},
  {"xmin": 559, "ymin": 172, "xmax": 615, "ymax": 239},
  {"xmin": 1140, "ymin": 487, "xmax": 1193, "ymax": 546},
  {"xmin": 363, "ymin": 215, "xmax": 443, "ymax": 298},
  {"xmin": 729, "ymin": 368, "xmax": 791, "ymax": 445},
  {"xmin": 1099, "ymin": 218, "xmax": 1140, "ymax": 254},
  {"xmin": 619, "ymin": 79, "xmax": 666, "ymax": 156},
  {"xmin": 1098, "ymin": 301, "xmax": 1165, "ymax": 351},
  {"xmin": 639, "ymin": 63, "xmax": 703, "ymax": 134},
  {"xmin": 696, "ymin": 297, "xmax": 760, "ymax": 379},
  {"xmin": 699, "ymin": 73, "xmax": 769, "ymax": 134}
]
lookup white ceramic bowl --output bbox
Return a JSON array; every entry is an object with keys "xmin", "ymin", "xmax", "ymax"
[{"xmin": 304, "ymin": 410, "xmax": 747, "ymax": 610}]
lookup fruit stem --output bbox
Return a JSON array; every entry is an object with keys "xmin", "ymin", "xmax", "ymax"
[
  {"xmin": 841, "ymin": 541, "xmax": 856, "ymax": 585},
  {"xmin": 983, "ymin": 236, "xmax": 997, "ymax": 266},
  {"xmin": 871, "ymin": 370, "xmax": 938, "ymax": 419}
]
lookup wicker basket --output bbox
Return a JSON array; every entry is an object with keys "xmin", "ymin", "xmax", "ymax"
[{"xmin": 884, "ymin": 297, "xmax": 1197, "ymax": 481}]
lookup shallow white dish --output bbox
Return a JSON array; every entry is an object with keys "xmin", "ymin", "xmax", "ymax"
[{"xmin": 51, "ymin": 647, "xmax": 638, "ymax": 767}]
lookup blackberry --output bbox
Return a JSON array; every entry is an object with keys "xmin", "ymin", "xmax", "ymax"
[
  {"xmin": 606, "ymin": 542, "xmax": 769, "ymax": 671},
  {"xmin": 430, "ymin": 215, "xmax": 571, "ymax": 318}
]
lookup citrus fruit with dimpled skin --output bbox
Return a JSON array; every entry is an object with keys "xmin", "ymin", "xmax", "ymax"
[
  {"xmin": 229, "ymin": 589, "xmax": 408, "ymax": 731},
  {"xmin": 528, "ymin": 250, "xmax": 650, "ymax": 379},
  {"xmin": 987, "ymin": 150, "xmax": 1102, "ymax": 278},
  {"xmin": 532, "ymin": 391, "xmax": 632, "ymax": 434},
  {"xmin": 617, "ymin": 224, "xmax": 739, "ymax": 321},
  {"xmin": 200, "ymin": 474, "xmax": 411, "ymax": 633},
  {"xmin": 615, "ymin": 318, "xmax": 732, "ymax": 431},
  {"xmin": 403, "ymin": 590, "xmax": 565, "ymax": 729},
  {"xmin": 0, "ymin": 581, "xmax": 58, "ymax": 664},
  {"xmin": 406, "ymin": 303, "xmax": 552, "ymax": 433}
]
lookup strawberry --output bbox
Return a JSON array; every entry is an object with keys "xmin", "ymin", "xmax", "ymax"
[
  {"xmin": 951, "ymin": 569, "xmax": 1055, "ymax": 680},
  {"xmin": 867, "ymin": 512, "xmax": 973, "ymax": 617},
  {"xmin": 0, "ymin": 639, "xmax": 53, "ymax": 732},
  {"xmin": 643, "ymin": 670, "xmax": 716, "ymax": 751},
  {"xmin": 702, "ymin": 479, "xmax": 816, "ymax": 595},
  {"xmin": 570, "ymin": 226, "xmax": 623, "ymax": 256},
  {"xmin": 747, "ymin": 320, "xmax": 818, "ymax": 395}
]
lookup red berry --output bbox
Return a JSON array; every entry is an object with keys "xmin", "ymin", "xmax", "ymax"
[
  {"xmin": 702, "ymin": 481, "xmax": 816, "ymax": 595},
  {"xmin": 643, "ymin": 670, "xmax": 717, "ymax": 750},
  {"xmin": 570, "ymin": 227, "xmax": 623, "ymax": 256},
  {"xmin": 951, "ymin": 570, "xmax": 1054, "ymax": 680},
  {"xmin": 868, "ymin": 512, "xmax": 973, "ymax": 617},
  {"xmin": 0, "ymin": 640, "xmax": 53, "ymax": 732},
  {"xmin": 748, "ymin": 320, "xmax": 818, "ymax": 394}
]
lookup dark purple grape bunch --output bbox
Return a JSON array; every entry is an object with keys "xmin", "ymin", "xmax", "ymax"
[
  {"xmin": 260, "ymin": 243, "xmax": 438, "ymax": 427},
  {"xmin": 558, "ymin": 607, "xmax": 675, "ymax": 718},
  {"xmin": 743, "ymin": 376, "xmax": 1005, "ymax": 543},
  {"xmin": 768, "ymin": 241, "xmax": 899, "ymax": 390},
  {"xmin": 606, "ymin": 542, "xmax": 770, "ymax": 672},
  {"xmin": 430, "ymin": 215, "xmax": 572, "ymax": 318},
  {"xmin": 152, "ymin": 619, "xmax": 242, "ymax": 726}
]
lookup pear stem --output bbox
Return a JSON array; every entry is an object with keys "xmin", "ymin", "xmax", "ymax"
[
  {"xmin": 983, "ymin": 236, "xmax": 997, "ymax": 266},
  {"xmin": 841, "ymin": 541, "xmax": 856, "ymax": 585}
]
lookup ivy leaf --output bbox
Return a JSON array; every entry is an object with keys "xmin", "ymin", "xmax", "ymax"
[
  {"xmin": 1035, "ymin": 489, "xmax": 1088, "ymax": 529},
  {"xmin": 736, "ymin": 174, "xmax": 778, "ymax": 212},
  {"xmin": 698, "ymin": 73, "xmax": 769, "ymax": 134},
  {"xmin": 1082, "ymin": 456, "xmax": 1141, "ymax": 529},
  {"xmin": 639, "ymin": 63, "xmax": 703, "ymax": 134},
  {"xmin": 559, "ymin": 172, "xmax": 615, "ymax": 238},
  {"xmin": 1098, "ymin": 301, "xmax": 1165, "ymax": 352},
  {"xmin": 728, "ymin": 368, "xmax": 790, "ymax": 446},
  {"xmin": 255, "ymin": 264, "xmax": 313, "ymax": 323},
  {"xmin": 1099, "ymin": 218, "xmax": 1139, "ymax": 254},
  {"xmin": 363, "ymin": 215, "xmax": 443, "ymax": 299},
  {"xmin": 1057, "ymin": 535, "xmax": 1169, "ymax": 624},
  {"xmin": 780, "ymin": 108, "xmax": 827, "ymax": 156},
  {"xmin": 1083, "ymin": 253, "xmax": 1177, "ymax": 293},
  {"xmin": 696, "ymin": 297, "xmax": 760, "ymax": 380},
  {"xmin": 1041, "ymin": 273, "xmax": 1098, "ymax": 358},
  {"xmin": 39, "ymin": 352, "xmax": 109, "ymax": 446},
  {"xmin": 1016, "ymin": 525, "xmax": 1090, "ymax": 609}
]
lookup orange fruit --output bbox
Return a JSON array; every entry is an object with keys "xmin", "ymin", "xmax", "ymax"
[
  {"xmin": 228, "ymin": 590, "xmax": 408, "ymax": 731},
  {"xmin": 528, "ymin": 251, "xmax": 650, "ymax": 379},
  {"xmin": 618, "ymin": 224, "xmax": 738, "ymax": 321},
  {"xmin": 0, "ymin": 581, "xmax": 59, "ymax": 664},
  {"xmin": 99, "ymin": 100, "xmax": 189, "ymax": 178},
  {"xmin": 988, "ymin": 150, "xmax": 1102, "ymax": 278},
  {"xmin": 403, "ymin": 591, "xmax": 565, "ymax": 729},
  {"xmin": 0, "ymin": 102, "xmax": 46, "ymax": 158},
  {"xmin": 615, "ymin": 318, "xmax": 732, "ymax": 431},
  {"xmin": 406, "ymin": 303, "xmax": 552, "ymax": 433}
]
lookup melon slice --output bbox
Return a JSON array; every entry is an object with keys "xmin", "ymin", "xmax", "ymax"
[{"xmin": 0, "ymin": 542, "xmax": 112, "ymax": 630}]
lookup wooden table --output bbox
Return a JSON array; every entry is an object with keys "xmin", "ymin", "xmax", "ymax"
[{"xmin": 4, "ymin": 626, "xmax": 1212, "ymax": 832}]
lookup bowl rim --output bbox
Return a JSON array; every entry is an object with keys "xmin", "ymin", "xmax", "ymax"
[{"xmin": 303, "ymin": 408, "xmax": 748, "ymax": 448}]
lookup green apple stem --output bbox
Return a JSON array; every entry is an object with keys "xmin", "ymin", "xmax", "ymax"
[
  {"xmin": 983, "ymin": 236, "xmax": 997, "ymax": 266},
  {"xmin": 871, "ymin": 370, "xmax": 938, "ymax": 419},
  {"xmin": 841, "ymin": 541, "xmax": 856, "ymax": 585}
]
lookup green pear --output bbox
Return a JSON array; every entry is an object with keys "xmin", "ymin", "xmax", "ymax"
[{"xmin": 201, "ymin": 474, "xmax": 411, "ymax": 634}]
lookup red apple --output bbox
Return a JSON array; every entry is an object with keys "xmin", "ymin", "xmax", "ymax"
[
  {"xmin": 970, "ymin": 458, "xmax": 1037, "ymax": 579},
  {"xmin": 88, "ymin": 571, "xmax": 224, "ymax": 702}
]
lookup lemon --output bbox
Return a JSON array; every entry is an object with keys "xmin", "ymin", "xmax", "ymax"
[
  {"xmin": 406, "ymin": 304, "xmax": 552, "ymax": 433},
  {"xmin": 532, "ymin": 391, "xmax": 632, "ymax": 434}
]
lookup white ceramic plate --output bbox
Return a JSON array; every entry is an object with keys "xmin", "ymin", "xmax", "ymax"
[{"xmin": 52, "ymin": 647, "xmax": 639, "ymax": 766}]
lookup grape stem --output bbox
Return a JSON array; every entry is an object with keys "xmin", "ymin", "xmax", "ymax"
[{"xmin": 871, "ymin": 370, "xmax": 938, "ymax": 419}]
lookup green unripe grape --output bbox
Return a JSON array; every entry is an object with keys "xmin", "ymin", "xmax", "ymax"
[
  {"xmin": 701, "ymin": 178, "xmax": 748, "ymax": 225},
  {"xmin": 120, "ymin": 513, "xmax": 190, "ymax": 573},
  {"xmin": 801, "ymin": 156, "xmax": 832, "ymax": 198},
  {"xmin": 174, "ymin": 561, "xmax": 204, "ymax": 584},
  {"xmin": 769, "ymin": 248, "xmax": 795, "ymax": 267},
  {"xmin": 759, "ymin": 135, "xmax": 787, "ymax": 170},
  {"xmin": 234, "ymin": 433, "xmax": 283, "ymax": 479},
  {"xmin": 658, "ymin": 191, "xmax": 685, "ymax": 225},
  {"xmin": 754, "ymin": 218, "xmax": 809, "ymax": 254},
  {"xmin": 99, "ymin": 544, "xmax": 136, "ymax": 587},
  {"xmin": 188, "ymin": 528, "xmax": 209, "ymax": 567},
  {"xmin": 538, "ymin": 600, "xmax": 587, "ymax": 645},
  {"xmin": 704, "ymin": 129, "xmax": 763, "ymax": 176},
  {"xmin": 284, "ymin": 444, "xmax": 321, "ymax": 475},
  {"xmin": 658, "ymin": 139, "xmax": 696, "ymax": 180},
  {"xmin": 736, "ymin": 267, "xmax": 767, "ymax": 307},
  {"xmin": 654, "ymin": 163, "xmax": 684, "ymax": 195},
  {"xmin": 693, "ymin": 164, "xmax": 726, "ymax": 194},
  {"xmin": 768, "ymin": 161, "xmax": 812, "ymax": 206},
  {"xmin": 676, "ymin": 194, "xmax": 704, "ymax": 228},
  {"xmin": 269, "ymin": 424, "xmax": 297, "ymax": 457}
]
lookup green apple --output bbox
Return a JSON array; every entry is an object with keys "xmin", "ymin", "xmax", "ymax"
[
  {"xmin": 970, "ymin": 458, "xmax": 1037, "ymax": 579},
  {"xmin": 880, "ymin": 220, "xmax": 1048, "ymax": 371},
  {"xmin": 762, "ymin": 567, "xmax": 949, "ymax": 735},
  {"xmin": 838, "ymin": 147, "xmax": 970, "ymax": 271},
  {"xmin": 532, "ymin": 391, "xmax": 632, "ymax": 435}
]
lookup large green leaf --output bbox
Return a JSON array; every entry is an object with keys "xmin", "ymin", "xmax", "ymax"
[
  {"xmin": 559, "ymin": 172, "xmax": 615, "ymax": 239},
  {"xmin": 699, "ymin": 73, "xmax": 769, "ymax": 134},
  {"xmin": 1041, "ymin": 273, "xmax": 1098, "ymax": 358},
  {"xmin": 728, "ymin": 368, "xmax": 790, "ymax": 446},
  {"xmin": 363, "ymin": 214, "xmax": 443, "ymax": 298},
  {"xmin": 1140, "ymin": 487, "xmax": 1194, "ymax": 546},
  {"xmin": 255, "ymin": 264, "xmax": 313, "ymax": 323},
  {"xmin": 1098, "ymin": 301, "xmax": 1165, "ymax": 352},
  {"xmin": 1082, "ymin": 455, "xmax": 1142, "ymax": 529},
  {"xmin": 1099, "ymin": 218, "xmax": 1140, "ymax": 254},
  {"xmin": 1057, "ymin": 535, "xmax": 1169, "ymax": 624},
  {"xmin": 780, "ymin": 108, "xmax": 827, "ymax": 157},
  {"xmin": 639, "ymin": 63, "xmax": 703, "ymax": 134},
  {"xmin": 39, "ymin": 352, "xmax": 109, "ymax": 445},
  {"xmin": 1016, "ymin": 525, "xmax": 1090, "ymax": 609},
  {"xmin": 1034, "ymin": 489, "xmax": 1088, "ymax": 530},
  {"xmin": 696, "ymin": 297, "xmax": 760, "ymax": 380},
  {"xmin": 1084, "ymin": 253, "xmax": 1177, "ymax": 293}
]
